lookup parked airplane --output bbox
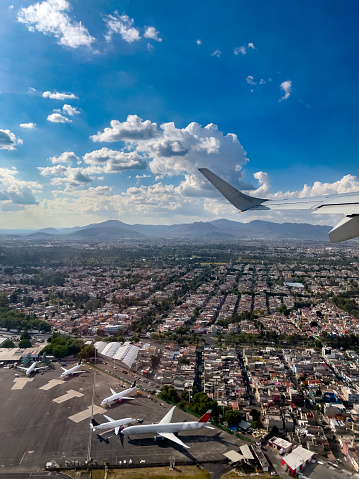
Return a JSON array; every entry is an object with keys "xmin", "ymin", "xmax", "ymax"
[
  {"xmin": 101, "ymin": 381, "xmax": 137, "ymax": 407},
  {"xmin": 121, "ymin": 406, "xmax": 214, "ymax": 448},
  {"xmin": 60, "ymin": 359, "xmax": 86, "ymax": 379},
  {"xmin": 199, "ymin": 167, "xmax": 359, "ymax": 243},
  {"xmin": 90, "ymin": 415, "xmax": 134, "ymax": 435},
  {"xmin": 18, "ymin": 361, "xmax": 47, "ymax": 376}
]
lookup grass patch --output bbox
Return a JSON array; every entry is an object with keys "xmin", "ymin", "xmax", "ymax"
[{"xmin": 90, "ymin": 465, "xmax": 210, "ymax": 479}]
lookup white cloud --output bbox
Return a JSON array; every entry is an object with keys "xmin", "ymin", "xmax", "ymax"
[
  {"xmin": 19, "ymin": 122, "xmax": 36, "ymax": 129},
  {"xmin": 251, "ymin": 171, "xmax": 271, "ymax": 196},
  {"xmin": 49, "ymin": 151, "xmax": 79, "ymax": 164},
  {"xmin": 280, "ymin": 80, "xmax": 292, "ymax": 101},
  {"xmin": 196, "ymin": 39, "xmax": 202, "ymax": 45},
  {"xmin": 144, "ymin": 26, "xmax": 162, "ymax": 42},
  {"xmin": 91, "ymin": 115, "xmax": 158, "ymax": 142},
  {"xmin": 47, "ymin": 113, "xmax": 72, "ymax": 123},
  {"xmin": 9, "ymin": 5, "xmax": 14, "ymax": 10},
  {"xmin": 136, "ymin": 174, "xmax": 151, "ymax": 179},
  {"xmin": 272, "ymin": 174, "xmax": 359, "ymax": 199},
  {"xmin": 82, "ymin": 147, "xmax": 147, "ymax": 171},
  {"xmin": 246, "ymin": 75, "xmax": 256, "ymax": 85},
  {"xmin": 0, "ymin": 129, "xmax": 22, "ymax": 150},
  {"xmin": 0, "ymin": 167, "xmax": 41, "ymax": 205},
  {"xmin": 234, "ymin": 43, "xmax": 256, "ymax": 55},
  {"xmin": 234, "ymin": 46, "xmax": 246, "ymax": 55},
  {"xmin": 211, "ymin": 49, "xmax": 221, "ymax": 57},
  {"xmin": 62, "ymin": 104, "xmax": 80, "ymax": 116},
  {"xmin": 90, "ymin": 115, "xmax": 249, "ymax": 198},
  {"xmin": 17, "ymin": 0, "xmax": 95, "ymax": 48},
  {"xmin": 43, "ymin": 90, "xmax": 78, "ymax": 100},
  {"xmin": 39, "ymin": 164, "xmax": 95, "ymax": 189},
  {"xmin": 104, "ymin": 13, "xmax": 141, "ymax": 43}
]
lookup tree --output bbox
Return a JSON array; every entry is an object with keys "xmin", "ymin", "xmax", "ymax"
[
  {"xmin": 19, "ymin": 339, "xmax": 31, "ymax": 348},
  {"xmin": 79, "ymin": 344, "xmax": 95, "ymax": 359},
  {"xmin": 20, "ymin": 331, "xmax": 31, "ymax": 340},
  {"xmin": 223, "ymin": 409, "xmax": 242, "ymax": 427},
  {"xmin": 2, "ymin": 339, "xmax": 15, "ymax": 348}
]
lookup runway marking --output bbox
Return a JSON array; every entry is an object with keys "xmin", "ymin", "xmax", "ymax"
[
  {"xmin": 53, "ymin": 389, "xmax": 83, "ymax": 403},
  {"xmin": 11, "ymin": 378, "xmax": 33, "ymax": 390},
  {"xmin": 39, "ymin": 379, "xmax": 64, "ymax": 390},
  {"xmin": 68, "ymin": 405, "xmax": 103, "ymax": 423}
]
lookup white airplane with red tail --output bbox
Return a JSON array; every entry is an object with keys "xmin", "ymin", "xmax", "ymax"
[{"xmin": 121, "ymin": 406, "xmax": 214, "ymax": 448}]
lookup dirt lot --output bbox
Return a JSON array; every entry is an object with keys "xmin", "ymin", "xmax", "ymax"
[{"xmin": 89, "ymin": 465, "xmax": 210, "ymax": 478}]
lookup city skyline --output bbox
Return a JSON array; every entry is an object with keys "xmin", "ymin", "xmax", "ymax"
[{"xmin": 1, "ymin": 0, "xmax": 359, "ymax": 228}]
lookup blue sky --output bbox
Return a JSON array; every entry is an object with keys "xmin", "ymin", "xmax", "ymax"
[{"xmin": 1, "ymin": 0, "xmax": 359, "ymax": 228}]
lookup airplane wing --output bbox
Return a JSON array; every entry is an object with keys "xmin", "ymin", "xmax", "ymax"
[
  {"xmin": 72, "ymin": 370, "xmax": 86, "ymax": 374},
  {"xmin": 17, "ymin": 366, "xmax": 28, "ymax": 371},
  {"xmin": 34, "ymin": 367, "xmax": 48, "ymax": 371},
  {"xmin": 61, "ymin": 367, "xmax": 68, "ymax": 372},
  {"xmin": 199, "ymin": 167, "xmax": 359, "ymax": 243},
  {"xmin": 110, "ymin": 388, "xmax": 116, "ymax": 395},
  {"xmin": 103, "ymin": 414, "xmax": 115, "ymax": 422},
  {"xmin": 158, "ymin": 432, "xmax": 190, "ymax": 448},
  {"xmin": 159, "ymin": 406, "xmax": 176, "ymax": 424},
  {"xmin": 119, "ymin": 396, "xmax": 135, "ymax": 400}
]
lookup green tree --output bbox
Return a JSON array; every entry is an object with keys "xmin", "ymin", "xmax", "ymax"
[
  {"xmin": 2, "ymin": 339, "xmax": 15, "ymax": 348},
  {"xmin": 19, "ymin": 339, "xmax": 31, "ymax": 348}
]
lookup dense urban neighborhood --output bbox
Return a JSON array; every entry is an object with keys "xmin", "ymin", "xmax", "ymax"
[{"xmin": 2, "ymin": 237, "xmax": 359, "ymax": 477}]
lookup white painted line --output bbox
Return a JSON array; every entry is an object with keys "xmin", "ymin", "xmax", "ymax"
[
  {"xmin": 68, "ymin": 405, "xmax": 104, "ymax": 423},
  {"xmin": 11, "ymin": 378, "xmax": 33, "ymax": 390},
  {"xmin": 39, "ymin": 379, "xmax": 64, "ymax": 390},
  {"xmin": 53, "ymin": 390, "xmax": 84, "ymax": 403}
]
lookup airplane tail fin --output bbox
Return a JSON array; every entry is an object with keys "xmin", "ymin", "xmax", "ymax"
[
  {"xmin": 90, "ymin": 418, "xmax": 99, "ymax": 430},
  {"xmin": 78, "ymin": 359, "xmax": 82, "ymax": 365},
  {"xmin": 198, "ymin": 168, "xmax": 265, "ymax": 212},
  {"xmin": 198, "ymin": 410, "xmax": 212, "ymax": 423},
  {"xmin": 131, "ymin": 380, "xmax": 136, "ymax": 388}
]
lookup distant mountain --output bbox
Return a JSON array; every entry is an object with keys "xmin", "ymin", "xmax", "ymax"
[
  {"xmin": 22, "ymin": 218, "xmax": 333, "ymax": 241},
  {"xmin": 69, "ymin": 225, "xmax": 144, "ymax": 239}
]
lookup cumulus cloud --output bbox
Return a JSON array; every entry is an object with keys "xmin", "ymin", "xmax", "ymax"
[
  {"xmin": 272, "ymin": 174, "xmax": 359, "ymax": 199},
  {"xmin": 49, "ymin": 151, "xmax": 79, "ymax": 164},
  {"xmin": 82, "ymin": 148, "xmax": 147, "ymax": 171},
  {"xmin": 17, "ymin": 0, "xmax": 95, "ymax": 48},
  {"xmin": 234, "ymin": 43, "xmax": 256, "ymax": 55},
  {"xmin": 144, "ymin": 26, "xmax": 162, "ymax": 42},
  {"xmin": 196, "ymin": 39, "xmax": 202, "ymax": 45},
  {"xmin": 47, "ymin": 112, "xmax": 72, "ymax": 123},
  {"xmin": 42, "ymin": 90, "xmax": 78, "ymax": 100},
  {"xmin": 251, "ymin": 171, "xmax": 271, "ymax": 196},
  {"xmin": 211, "ymin": 49, "xmax": 221, "ymax": 57},
  {"xmin": 62, "ymin": 104, "xmax": 80, "ymax": 116},
  {"xmin": 90, "ymin": 115, "xmax": 249, "ymax": 197},
  {"xmin": 246, "ymin": 75, "xmax": 256, "ymax": 85},
  {"xmin": 0, "ymin": 167, "xmax": 41, "ymax": 206},
  {"xmin": 91, "ymin": 115, "xmax": 158, "ymax": 142},
  {"xmin": 280, "ymin": 80, "xmax": 292, "ymax": 101},
  {"xmin": 104, "ymin": 13, "xmax": 140, "ymax": 43},
  {"xmin": 0, "ymin": 129, "xmax": 22, "ymax": 150},
  {"xmin": 20, "ymin": 122, "xmax": 36, "ymax": 129},
  {"xmin": 39, "ymin": 164, "xmax": 95, "ymax": 189}
]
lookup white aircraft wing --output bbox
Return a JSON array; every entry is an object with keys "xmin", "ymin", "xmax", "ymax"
[
  {"xmin": 34, "ymin": 366, "xmax": 48, "ymax": 371},
  {"xmin": 159, "ymin": 406, "xmax": 176, "ymax": 424},
  {"xmin": 120, "ymin": 396, "xmax": 135, "ymax": 400},
  {"xmin": 17, "ymin": 366, "xmax": 28, "ymax": 371},
  {"xmin": 158, "ymin": 432, "xmax": 190, "ymax": 449},
  {"xmin": 110, "ymin": 388, "xmax": 116, "ymax": 395},
  {"xmin": 72, "ymin": 370, "xmax": 86, "ymax": 374},
  {"xmin": 103, "ymin": 414, "xmax": 115, "ymax": 422},
  {"xmin": 61, "ymin": 367, "xmax": 68, "ymax": 372},
  {"xmin": 199, "ymin": 167, "xmax": 359, "ymax": 243}
]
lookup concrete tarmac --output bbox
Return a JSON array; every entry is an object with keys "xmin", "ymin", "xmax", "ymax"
[{"xmin": 0, "ymin": 363, "xmax": 241, "ymax": 472}]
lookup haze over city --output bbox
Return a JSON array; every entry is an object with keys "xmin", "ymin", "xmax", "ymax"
[{"xmin": 1, "ymin": 0, "xmax": 359, "ymax": 229}]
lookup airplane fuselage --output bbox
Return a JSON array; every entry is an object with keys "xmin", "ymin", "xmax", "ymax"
[
  {"xmin": 101, "ymin": 387, "xmax": 136, "ymax": 406},
  {"xmin": 92, "ymin": 417, "xmax": 134, "ymax": 432},
  {"xmin": 121, "ymin": 420, "xmax": 206, "ymax": 436}
]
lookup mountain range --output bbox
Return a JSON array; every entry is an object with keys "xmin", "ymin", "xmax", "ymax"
[{"xmin": 1, "ymin": 219, "xmax": 334, "ymax": 241}]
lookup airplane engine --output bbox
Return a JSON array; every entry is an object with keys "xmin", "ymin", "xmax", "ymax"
[{"xmin": 329, "ymin": 216, "xmax": 359, "ymax": 243}]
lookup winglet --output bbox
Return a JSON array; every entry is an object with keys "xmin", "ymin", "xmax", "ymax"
[
  {"xmin": 199, "ymin": 168, "xmax": 265, "ymax": 212},
  {"xmin": 198, "ymin": 410, "xmax": 212, "ymax": 423}
]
